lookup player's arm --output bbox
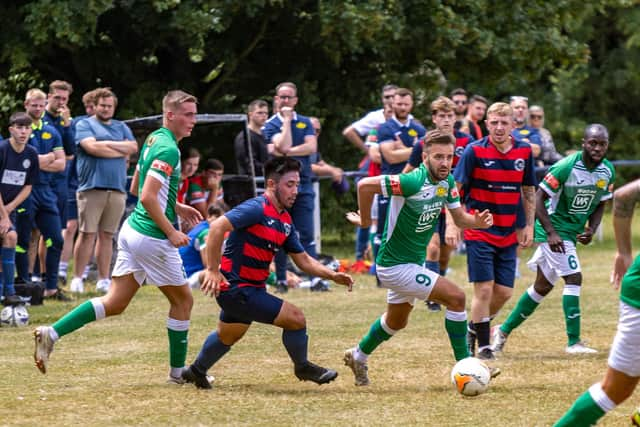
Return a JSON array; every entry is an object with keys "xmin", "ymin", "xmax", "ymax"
[
  {"xmin": 379, "ymin": 139, "xmax": 412, "ymax": 164},
  {"xmin": 577, "ymin": 201, "xmax": 606, "ymax": 245},
  {"xmin": 129, "ymin": 169, "xmax": 140, "ymax": 197},
  {"xmin": 289, "ymin": 251, "xmax": 353, "ymax": 291},
  {"xmin": 356, "ymin": 176, "xmax": 384, "ymax": 228},
  {"xmin": 140, "ymin": 174, "xmax": 188, "ymax": 248},
  {"xmin": 342, "ymin": 126, "xmax": 367, "ymax": 153},
  {"xmin": 201, "ymin": 215, "xmax": 235, "ymax": 297},
  {"xmin": 311, "ymin": 160, "xmax": 343, "ymax": 182},
  {"xmin": 79, "ymin": 137, "xmax": 135, "ymax": 158},
  {"xmin": 4, "ymin": 185, "xmax": 32, "ymax": 215},
  {"xmin": 519, "ymin": 184, "xmax": 536, "ymax": 248},
  {"xmin": 448, "ymin": 206, "xmax": 493, "ymax": 230},
  {"xmin": 611, "ymin": 179, "xmax": 640, "ymax": 287},
  {"xmin": 368, "ymin": 143, "xmax": 381, "ymax": 164},
  {"xmin": 535, "ymin": 188, "xmax": 564, "ymax": 252}
]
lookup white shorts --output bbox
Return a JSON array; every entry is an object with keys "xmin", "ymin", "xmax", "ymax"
[
  {"xmin": 376, "ymin": 264, "xmax": 439, "ymax": 305},
  {"xmin": 527, "ymin": 241, "xmax": 581, "ymax": 284},
  {"xmin": 608, "ymin": 301, "xmax": 640, "ymax": 377},
  {"xmin": 112, "ymin": 221, "xmax": 187, "ymax": 286}
]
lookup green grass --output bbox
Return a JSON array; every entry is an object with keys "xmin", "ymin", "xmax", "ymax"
[{"xmin": 1, "ymin": 212, "xmax": 639, "ymax": 426}]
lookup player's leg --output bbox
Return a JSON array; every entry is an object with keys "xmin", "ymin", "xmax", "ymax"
[
  {"xmin": 94, "ymin": 191, "xmax": 126, "ymax": 293},
  {"xmin": 35, "ymin": 195, "xmax": 65, "ymax": 299},
  {"xmin": 429, "ymin": 275, "xmax": 469, "ymax": 361},
  {"xmin": 466, "ymin": 241, "xmax": 498, "ymax": 358},
  {"xmin": 493, "ymin": 265, "xmax": 554, "ymax": 353},
  {"xmin": 14, "ymin": 198, "xmax": 34, "ymax": 282},
  {"xmin": 33, "ymin": 273, "xmax": 139, "ymax": 374},
  {"xmin": 159, "ymin": 283, "xmax": 194, "ymax": 381},
  {"xmin": 425, "ymin": 222, "xmax": 443, "ymax": 312},
  {"xmin": 1, "ymin": 228, "xmax": 20, "ymax": 303},
  {"xmin": 554, "ymin": 301, "xmax": 640, "ymax": 426}
]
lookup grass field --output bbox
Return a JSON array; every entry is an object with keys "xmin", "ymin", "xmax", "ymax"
[{"xmin": 1, "ymin": 215, "xmax": 639, "ymax": 426}]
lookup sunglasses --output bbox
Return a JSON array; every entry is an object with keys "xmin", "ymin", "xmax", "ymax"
[
  {"xmin": 454, "ymin": 100, "xmax": 467, "ymax": 105},
  {"xmin": 530, "ymin": 114, "xmax": 543, "ymax": 119}
]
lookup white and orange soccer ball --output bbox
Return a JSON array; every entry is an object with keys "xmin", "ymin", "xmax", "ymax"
[{"xmin": 450, "ymin": 357, "xmax": 491, "ymax": 396}]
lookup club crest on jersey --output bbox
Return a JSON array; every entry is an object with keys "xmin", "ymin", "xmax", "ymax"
[
  {"xmin": 544, "ymin": 173, "xmax": 560, "ymax": 190},
  {"xmin": 436, "ymin": 186, "xmax": 447, "ymax": 197},
  {"xmin": 514, "ymin": 158, "xmax": 525, "ymax": 171},
  {"xmin": 455, "ymin": 146, "xmax": 465, "ymax": 157},
  {"xmin": 389, "ymin": 175, "xmax": 402, "ymax": 195},
  {"xmin": 518, "ymin": 129, "xmax": 530, "ymax": 136},
  {"xmin": 596, "ymin": 178, "xmax": 606, "ymax": 189},
  {"xmin": 22, "ymin": 159, "xmax": 31, "ymax": 169},
  {"xmin": 408, "ymin": 129, "xmax": 418, "ymax": 137},
  {"xmin": 147, "ymin": 135, "xmax": 157, "ymax": 146},
  {"xmin": 151, "ymin": 159, "xmax": 173, "ymax": 176},
  {"xmin": 282, "ymin": 223, "xmax": 292, "ymax": 237},
  {"xmin": 296, "ymin": 122, "xmax": 307, "ymax": 129},
  {"xmin": 42, "ymin": 132, "xmax": 52, "ymax": 140}
]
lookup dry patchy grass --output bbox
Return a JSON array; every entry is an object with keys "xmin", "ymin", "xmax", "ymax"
[{"xmin": 1, "ymin": 220, "xmax": 639, "ymax": 426}]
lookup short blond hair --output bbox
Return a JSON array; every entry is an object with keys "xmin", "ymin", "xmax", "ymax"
[
  {"xmin": 162, "ymin": 90, "xmax": 198, "ymax": 113},
  {"xmin": 49, "ymin": 80, "xmax": 73, "ymax": 94},
  {"xmin": 430, "ymin": 96, "xmax": 456, "ymax": 115},
  {"xmin": 486, "ymin": 102, "xmax": 513, "ymax": 117},
  {"xmin": 25, "ymin": 88, "xmax": 46, "ymax": 103},
  {"xmin": 82, "ymin": 89, "xmax": 98, "ymax": 105}
]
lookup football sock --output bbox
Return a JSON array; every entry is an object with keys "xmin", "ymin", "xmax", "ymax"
[
  {"xmin": 475, "ymin": 318, "xmax": 491, "ymax": 350},
  {"xmin": 501, "ymin": 285, "xmax": 544, "ymax": 334},
  {"xmin": 445, "ymin": 310, "xmax": 469, "ymax": 361},
  {"xmin": 167, "ymin": 318, "xmax": 189, "ymax": 372},
  {"xmin": 58, "ymin": 261, "xmax": 68, "ymax": 278},
  {"xmin": 282, "ymin": 328, "xmax": 309, "ymax": 366},
  {"xmin": 52, "ymin": 298, "xmax": 105, "ymax": 338},
  {"xmin": 193, "ymin": 331, "xmax": 231, "ymax": 376},
  {"xmin": 424, "ymin": 261, "xmax": 439, "ymax": 274},
  {"xmin": 358, "ymin": 314, "xmax": 395, "ymax": 355},
  {"xmin": 563, "ymin": 284, "xmax": 581, "ymax": 346},
  {"xmin": 1, "ymin": 247, "xmax": 16, "ymax": 296},
  {"xmin": 553, "ymin": 383, "xmax": 610, "ymax": 427}
]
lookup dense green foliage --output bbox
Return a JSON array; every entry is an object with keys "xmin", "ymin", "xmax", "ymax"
[{"xmin": 1, "ymin": 0, "xmax": 638, "ymax": 235}]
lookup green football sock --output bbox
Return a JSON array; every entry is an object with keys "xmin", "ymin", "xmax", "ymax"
[
  {"xmin": 563, "ymin": 285, "xmax": 581, "ymax": 346},
  {"xmin": 445, "ymin": 314, "xmax": 469, "ymax": 361},
  {"xmin": 501, "ymin": 286, "xmax": 542, "ymax": 334},
  {"xmin": 52, "ymin": 300, "xmax": 98, "ymax": 338},
  {"xmin": 358, "ymin": 316, "xmax": 393, "ymax": 355},
  {"xmin": 167, "ymin": 318, "xmax": 190, "ymax": 369},
  {"xmin": 553, "ymin": 389, "xmax": 606, "ymax": 427}
]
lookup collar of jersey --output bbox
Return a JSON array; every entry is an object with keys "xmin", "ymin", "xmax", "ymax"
[
  {"xmin": 391, "ymin": 115, "xmax": 414, "ymax": 128},
  {"xmin": 276, "ymin": 111, "xmax": 298, "ymax": 122},
  {"xmin": 31, "ymin": 119, "xmax": 43, "ymax": 131}
]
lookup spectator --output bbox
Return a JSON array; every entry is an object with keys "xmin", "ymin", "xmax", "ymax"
[
  {"xmin": 177, "ymin": 147, "xmax": 205, "ymax": 220},
  {"xmin": 450, "ymin": 88, "xmax": 468, "ymax": 124},
  {"xmin": 59, "ymin": 89, "xmax": 97, "ymax": 285},
  {"xmin": 202, "ymin": 158, "xmax": 229, "ymax": 212},
  {"xmin": 375, "ymin": 88, "xmax": 426, "ymax": 276},
  {"xmin": 0, "ymin": 112, "xmax": 39, "ymax": 305},
  {"xmin": 459, "ymin": 94, "xmax": 488, "ymax": 140},
  {"xmin": 262, "ymin": 82, "xmax": 321, "ymax": 292},
  {"xmin": 180, "ymin": 204, "xmax": 224, "ymax": 289},
  {"xmin": 510, "ymin": 95, "xmax": 542, "ymax": 159},
  {"xmin": 529, "ymin": 104, "xmax": 563, "ymax": 167},
  {"xmin": 70, "ymin": 87, "xmax": 138, "ymax": 294},
  {"xmin": 234, "ymin": 99, "xmax": 269, "ymax": 176},
  {"xmin": 309, "ymin": 117, "xmax": 346, "ymax": 192},
  {"xmin": 342, "ymin": 84, "xmax": 398, "ymax": 154},
  {"xmin": 15, "ymin": 88, "xmax": 67, "ymax": 300}
]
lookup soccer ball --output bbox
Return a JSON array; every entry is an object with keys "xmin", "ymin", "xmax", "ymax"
[
  {"xmin": 451, "ymin": 357, "xmax": 491, "ymax": 396},
  {"xmin": 0, "ymin": 305, "xmax": 30, "ymax": 327}
]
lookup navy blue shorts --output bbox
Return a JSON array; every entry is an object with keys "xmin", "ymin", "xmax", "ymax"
[
  {"xmin": 216, "ymin": 286, "xmax": 284, "ymax": 325},
  {"xmin": 466, "ymin": 240, "xmax": 517, "ymax": 287},
  {"xmin": 67, "ymin": 196, "xmax": 78, "ymax": 221}
]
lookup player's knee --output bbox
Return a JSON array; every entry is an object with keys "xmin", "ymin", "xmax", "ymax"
[
  {"xmin": 288, "ymin": 308, "xmax": 306, "ymax": 330},
  {"xmin": 564, "ymin": 272, "xmax": 582, "ymax": 285},
  {"xmin": 426, "ymin": 242, "xmax": 440, "ymax": 260},
  {"xmin": 445, "ymin": 289, "xmax": 466, "ymax": 312},
  {"xmin": 474, "ymin": 284, "xmax": 493, "ymax": 302},
  {"xmin": 533, "ymin": 279, "xmax": 553, "ymax": 296}
]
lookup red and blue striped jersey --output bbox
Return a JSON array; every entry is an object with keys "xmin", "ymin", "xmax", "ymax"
[
  {"xmin": 220, "ymin": 195, "xmax": 304, "ymax": 290},
  {"xmin": 454, "ymin": 137, "xmax": 537, "ymax": 247}
]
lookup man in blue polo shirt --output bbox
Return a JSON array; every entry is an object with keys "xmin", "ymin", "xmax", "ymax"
[
  {"xmin": 70, "ymin": 87, "xmax": 138, "ymax": 294},
  {"xmin": 374, "ymin": 88, "xmax": 426, "ymax": 274},
  {"xmin": 510, "ymin": 96, "xmax": 542, "ymax": 159},
  {"xmin": 16, "ymin": 88, "xmax": 68, "ymax": 300},
  {"xmin": 262, "ymin": 82, "xmax": 322, "ymax": 293},
  {"xmin": 0, "ymin": 112, "xmax": 39, "ymax": 305}
]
